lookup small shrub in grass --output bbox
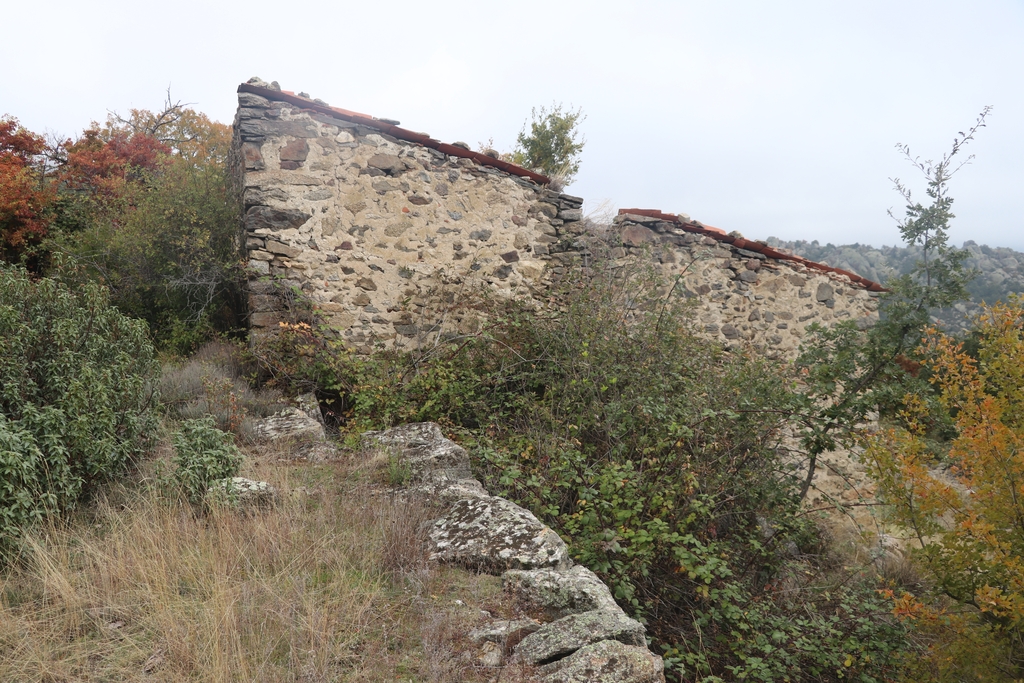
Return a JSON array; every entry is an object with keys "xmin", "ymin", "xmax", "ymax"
[
  {"xmin": 172, "ymin": 417, "xmax": 243, "ymax": 504},
  {"xmin": 0, "ymin": 262, "xmax": 158, "ymax": 555},
  {"xmin": 384, "ymin": 450, "xmax": 413, "ymax": 487}
]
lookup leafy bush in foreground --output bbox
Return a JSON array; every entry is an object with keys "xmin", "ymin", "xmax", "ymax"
[
  {"xmin": 172, "ymin": 416, "xmax": 242, "ymax": 504},
  {"xmin": 0, "ymin": 263, "xmax": 158, "ymax": 551}
]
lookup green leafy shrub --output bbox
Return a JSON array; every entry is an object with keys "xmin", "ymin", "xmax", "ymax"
[
  {"xmin": 253, "ymin": 261, "xmax": 915, "ymax": 679},
  {"xmin": 0, "ymin": 263, "xmax": 158, "ymax": 552},
  {"xmin": 55, "ymin": 154, "xmax": 243, "ymax": 355},
  {"xmin": 172, "ymin": 416, "xmax": 243, "ymax": 504},
  {"xmin": 510, "ymin": 103, "xmax": 586, "ymax": 186},
  {"xmin": 0, "ymin": 415, "xmax": 60, "ymax": 545},
  {"xmin": 461, "ymin": 269, "xmax": 910, "ymax": 680}
]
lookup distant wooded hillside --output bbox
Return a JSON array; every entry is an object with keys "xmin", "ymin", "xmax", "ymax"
[{"xmin": 764, "ymin": 237, "xmax": 1024, "ymax": 333}]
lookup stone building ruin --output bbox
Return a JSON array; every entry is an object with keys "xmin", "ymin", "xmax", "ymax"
[
  {"xmin": 229, "ymin": 79, "xmax": 894, "ymax": 677},
  {"xmin": 230, "ymin": 79, "xmax": 884, "ymax": 358}
]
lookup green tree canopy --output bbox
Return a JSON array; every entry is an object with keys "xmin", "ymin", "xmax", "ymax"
[
  {"xmin": 50, "ymin": 100, "xmax": 239, "ymax": 353},
  {"xmin": 510, "ymin": 103, "xmax": 586, "ymax": 186}
]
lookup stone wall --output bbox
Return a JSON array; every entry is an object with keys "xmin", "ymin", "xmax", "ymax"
[
  {"xmin": 231, "ymin": 81, "xmax": 881, "ymax": 359},
  {"xmin": 232, "ymin": 82, "xmax": 591, "ymax": 350},
  {"xmin": 230, "ymin": 82, "xmax": 888, "ymax": 674},
  {"xmin": 612, "ymin": 211, "xmax": 882, "ymax": 358}
]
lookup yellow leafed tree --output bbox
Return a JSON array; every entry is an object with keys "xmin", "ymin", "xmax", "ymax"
[{"xmin": 865, "ymin": 295, "xmax": 1024, "ymax": 680}]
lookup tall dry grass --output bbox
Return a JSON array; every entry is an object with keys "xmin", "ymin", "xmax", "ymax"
[
  {"xmin": 159, "ymin": 341, "xmax": 288, "ymax": 439},
  {"xmin": 0, "ymin": 459, "xmax": 502, "ymax": 682}
]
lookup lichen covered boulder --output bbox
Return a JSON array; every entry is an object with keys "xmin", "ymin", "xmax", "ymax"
[
  {"xmin": 254, "ymin": 407, "xmax": 326, "ymax": 442},
  {"xmin": 362, "ymin": 422, "xmax": 482, "ymax": 496},
  {"xmin": 503, "ymin": 565, "xmax": 621, "ymax": 619},
  {"xmin": 468, "ymin": 618, "xmax": 542, "ymax": 668},
  {"xmin": 429, "ymin": 495, "xmax": 571, "ymax": 572}
]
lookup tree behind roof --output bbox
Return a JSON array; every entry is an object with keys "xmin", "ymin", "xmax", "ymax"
[{"xmin": 510, "ymin": 103, "xmax": 586, "ymax": 187}]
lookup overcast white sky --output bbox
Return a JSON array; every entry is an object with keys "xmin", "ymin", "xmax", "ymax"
[{"xmin": 4, "ymin": 0, "xmax": 1022, "ymax": 250}]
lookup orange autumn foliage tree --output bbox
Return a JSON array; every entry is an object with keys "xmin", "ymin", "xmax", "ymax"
[
  {"xmin": 0, "ymin": 117, "xmax": 53, "ymax": 264},
  {"xmin": 52, "ymin": 98, "xmax": 231, "ymax": 235},
  {"xmin": 865, "ymin": 296, "xmax": 1024, "ymax": 679},
  {"xmin": 105, "ymin": 103, "xmax": 232, "ymax": 166},
  {"xmin": 53, "ymin": 102, "xmax": 239, "ymax": 353},
  {"xmin": 59, "ymin": 127, "xmax": 169, "ymax": 198}
]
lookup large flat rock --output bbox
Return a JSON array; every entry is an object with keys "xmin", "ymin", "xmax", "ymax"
[
  {"xmin": 429, "ymin": 495, "xmax": 571, "ymax": 572},
  {"xmin": 513, "ymin": 610, "xmax": 646, "ymax": 667}
]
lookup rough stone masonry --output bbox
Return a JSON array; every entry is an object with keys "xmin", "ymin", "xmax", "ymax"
[{"xmin": 230, "ymin": 79, "xmax": 880, "ymax": 359}]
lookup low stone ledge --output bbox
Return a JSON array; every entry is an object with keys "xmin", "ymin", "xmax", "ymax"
[
  {"xmin": 363, "ymin": 422, "xmax": 665, "ymax": 681},
  {"xmin": 536, "ymin": 639, "xmax": 665, "ymax": 683},
  {"xmin": 513, "ymin": 609, "xmax": 647, "ymax": 666}
]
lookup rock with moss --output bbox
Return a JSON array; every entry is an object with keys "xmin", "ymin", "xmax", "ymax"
[
  {"xmin": 429, "ymin": 495, "xmax": 571, "ymax": 572},
  {"xmin": 469, "ymin": 618, "xmax": 542, "ymax": 667},
  {"xmin": 503, "ymin": 565, "xmax": 621, "ymax": 619},
  {"xmin": 513, "ymin": 610, "xmax": 647, "ymax": 667},
  {"xmin": 536, "ymin": 638, "xmax": 665, "ymax": 683},
  {"xmin": 469, "ymin": 618, "xmax": 543, "ymax": 646},
  {"xmin": 362, "ymin": 422, "xmax": 486, "ymax": 499}
]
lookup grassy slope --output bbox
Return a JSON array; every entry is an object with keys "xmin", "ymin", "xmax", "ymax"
[{"xmin": 0, "ymin": 358, "xmax": 517, "ymax": 682}]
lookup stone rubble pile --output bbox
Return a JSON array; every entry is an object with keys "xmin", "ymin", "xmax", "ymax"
[{"xmin": 363, "ymin": 422, "xmax": 665, "ymax": 683}]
